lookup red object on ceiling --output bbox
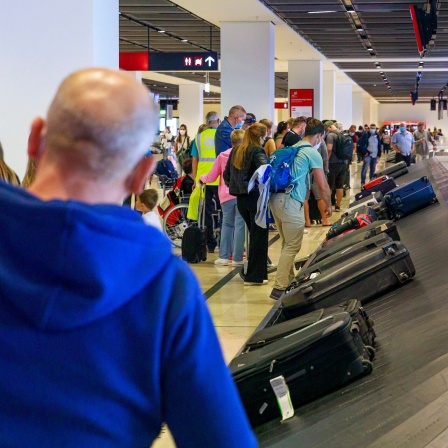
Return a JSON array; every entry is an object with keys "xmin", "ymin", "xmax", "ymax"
[{"xmin": 119, "ymin": 52, "xmax": 149, "ymax": 71}]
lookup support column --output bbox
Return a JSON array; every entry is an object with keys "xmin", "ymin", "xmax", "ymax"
[
  {"xmin": 221, "ymin": 22, "xmax": 275, "ymax": 121},
  {"xmin": 363, "ymin": 95, "xmax": 372, "ymax": 126},
  {"xmin": 352, "ymin": 92, "xmax": 364, "ymax": 127},
  {"xmin": 288, "ymin": 60, "xmax": 323, "ymax": 120},
  {"xmin": 0, "ymin": 0, "xmax": 119, "ymax": 177},
  {"xmin": 335, "ymin": 83, "xmax": 353, "ymax": 130},
  {"xmin": 323, "ymin": 70, "xmax": 336, "ymax": 120},
  {"xmin": 179, "ymin": 84, "xmax": 204, "ymax": 136}
]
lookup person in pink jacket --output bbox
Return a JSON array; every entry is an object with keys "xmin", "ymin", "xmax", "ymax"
[{"xmin": 200, "ymin": 130, "xmax": 245, "ymax": 266}]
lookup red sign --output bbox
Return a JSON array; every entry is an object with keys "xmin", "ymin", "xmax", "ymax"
[
  {"xmin": 119, "ymin": 52, "xmax": 148, "ymax": 71},
  {"xmin": 275, "ymin": 102, "xmax": 288, "ymax": 109},
  {"xmin": 289, "ymin": 89, "xmax": 314, "ymax": 118}
]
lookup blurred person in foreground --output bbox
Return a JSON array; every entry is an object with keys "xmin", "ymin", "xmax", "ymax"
[{"xmin": 0, "ymin": 68, "xmax": 256, "ymax": 448}]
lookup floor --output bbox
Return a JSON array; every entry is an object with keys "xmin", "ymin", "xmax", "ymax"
[{"xmin": 150, "ymin": 155, "xmax": 389, "ymax": 448}]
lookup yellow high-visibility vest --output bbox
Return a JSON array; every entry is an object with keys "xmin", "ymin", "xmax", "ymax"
[{"xmin": 195, "ymin": 128, "xmax": 219, "ymax": 186}]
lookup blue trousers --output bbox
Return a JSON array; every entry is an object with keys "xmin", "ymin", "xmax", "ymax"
[
  {"xmin": 361, "ymin": 156, "xmax": 378, "ymax": 184},
  {"xmin": 219, "ymin": 199, "xmax": 245, "ymax": 261}
]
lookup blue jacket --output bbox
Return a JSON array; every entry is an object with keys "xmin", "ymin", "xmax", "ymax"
[
  {"xmin": 0, "ymin": 181, "xmax": 256, "ymax": 448},
  {"xmin": 215, "ymin": 117, "xmax": 234, "ymax": 156},
  {"xmin": 358, "ymin": 131, "xmax": 382, "ymax": 157}
]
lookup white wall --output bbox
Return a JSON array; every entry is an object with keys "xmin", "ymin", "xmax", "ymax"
[
  {"xmin": 335, "ymin": 84, "xmax": 353, "ymax": 130},
  {"xmin": 0, "ymin": 0, "xmax": 118, "ymax": 177},
  {"xmin": 378, "ymin": 102, "xmax": 446, "ymax": 130}
]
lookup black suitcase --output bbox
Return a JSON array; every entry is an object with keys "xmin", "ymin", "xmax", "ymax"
[
  {"xmin": 303, "ymin": 220, "xmax": 400, "ymax": 270},
  {"xmin": 181, "ymin": 188, "xmax": 207, "ymax": 263},
  {"xmin": 384, "ymin": 176, "xmax": 438, "ymax": 221},
  {"xmin": 230, "ymin": 313, "xmax": 372, "ymax": 427},
  {"xmin": 256, "ymin": 300, "xmax": 376, "ymax": 349},
  {"xmin": 282, "ymin": 241, "xmax": 415, "ymax": 311},
  {"xmin": 326, "ymin": 208, "xmax": 375, "ymax": 241},
  {"xmin": 355, "ymin": 178, "xmax": 397, "ymax": 201},
  {"xmin": 349, "ymin": 191, "xmax": 383, "ymax": 209},
  {"xmin": 375, "ymin": 161, "xmax": 409, "ymax": 179},
  {"xmin": 339, "ymin": 205, "xmax": 377, "ymax": 223}
]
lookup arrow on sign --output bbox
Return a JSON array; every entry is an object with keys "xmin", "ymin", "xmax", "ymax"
[{"xmin": 205, "ymin": 56, "xmax": 215, "ymax": 67}]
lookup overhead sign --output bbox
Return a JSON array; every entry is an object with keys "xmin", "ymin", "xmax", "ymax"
[
  {"xmin": 275, "ymin": 102, "xmax": 288, "ymax": 109},
  {"xmin": 149, "ymin": 52, "xmax": 219, "ymax": 71},
  {"xmin": 289, "ymin": 89, "xmax": 314, "ymax": 118}
]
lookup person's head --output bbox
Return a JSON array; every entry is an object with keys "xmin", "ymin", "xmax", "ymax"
[
  {"xmin": 165, "ymin": 126, "xmax": 171, "ymax": 134},
  {"xmin": 417, "ymin": 121, "xmax": 425, "ymax": 130},
  {"xmin": 197, "ymin": 123, "xmax": 208, "ymax": 134},
  {"xmin": 205, "ymin": 111, "xmax": 220, "ymax": 128},
  {"xmin": 178, "ymin": 124, "xmax": 188, "ymax": 137},
  {"xmin": 136, "ymin": 188, "xmax": 158, "ymax": 214},
  {"xmin": 232, "ymin": 123, "xmax": 267, "ymax": 169},
  {"xmin": 358, "ymin": 125, "xmax": 364, "ymax": 131},
  {"xmin": 286, "ymin": 117, "xmax": 294, "ymax": 129},
  {"xmin": 303, "ymin": 119, "xmax": 325, "ymax": 147},
  {"xmin": 276, "ymin": 121, "xmax": 288, "ymax": 136},
  {"xmin": 364, "ymin": 124, "xmax": 369, "ymax": 131},
  {"xmin": 292, "ymin": 116, "xmax": 307, "ymax": 134},
  {"xmin": 230, "ymin": 129, "xmax": 245, "ymax": 148},
  {"xmin": 259, "ymin": 119, "xmax": 273, "ymax": 136},
  {"xmin": 182, "ymin": 158, "xmax": 193, "ymax": 176},
  {"xmin": 335, "ymin": 122, "xmax": 344, "ymax": 132},
  {"xmin": 0, "ymin": 141, "xmax": 20, "ymax": 186},
  {"xmin": 227, "ymin": 105, "xmax": 247, "ymax": 128},
  {"xmin": 348, "ymin": 125, "xmax": 356, "ymax": 135},
  {"xmin": 242, "ymin": 113, "xmax": 256, "ymax": 131},
  {"xmin": 323, "ymin": 121, "xmax": 337, "ymax": 132},
  {"xmin": 21, "ymin": 158, "xmax": 37, "ymax": 188},
  {"xmin": 400, "ymin": 122, "xmax": 406, "ymax": 133},
  {"xmin": 27, "ymin": 68, "xmax": 158, "ymax": 204},
  {"xmin": 369, "ymin": 123, "xmax": 377, "ymax": 134}
]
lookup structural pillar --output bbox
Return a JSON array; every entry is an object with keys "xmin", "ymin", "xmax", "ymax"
[
  {"xmin": 221, "ymin": 22, "xmax": 275, "ymax": 121},
  {"xmin": 323, "ymin": 70, "xmax": 336, "ymax": 120},
  {"xmin": 363, "ymin": 95, "xmax": 372, "ymax": 126},
  {"xmin": 288, "ymin": 60, "xmax": 323, "ymax": 120},
  {"xmin": 352, "ymin": 92, "xmax": 364, "ymax": 127},
  {"xmin": 335, "ymin": 83, "xmax": 353, "ymax": 130},
  {"xmin": 179, "ymin": 84, "xmax": 204, "ymax": 136},
  {"xmin": 0, "ymin": 0, "xmax": 119, "ymax": 177}
]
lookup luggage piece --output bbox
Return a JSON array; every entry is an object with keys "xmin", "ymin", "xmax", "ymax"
[
  {"xmin": 363, "ymin": 176, "xmax": 389, "ymax": 191},
  {"xmin": 304, "ymin": 220, "xmax": 400, "ymax": 270},
  {"xmin": 230, "ymin": 313, "xmax": 372, "ymax": 427},
  {"xmin": 282, "ymin": 241, "xmax": 415, "ymax": 311},
  {"xmin": 339, "ymin": 205, "xmax": 377, "ymax": 223},
  {"xmin": 375, "ymin": 161, "xmax": 408, "ymax": 178},
  {"xmin": 326, "ymin": 213, "xmax": 373, "ymax": 241},
  {"xmin": 181, "ymin": 187, "xmax": 207, "ymax": 263},
  {"xmin": 355, "ymin": 178, "xmax": 397, "ymax": 201},
  {"xmin": 349, "ymin": 191, "xmax": 383, "ymax": 209},
  {"xmin": 260, "ymin": 300, "xmax": 376, "ymax": 349},
  {"xmin": 384, "ymin": 176, "xmax": 438, "ymax": 221}
]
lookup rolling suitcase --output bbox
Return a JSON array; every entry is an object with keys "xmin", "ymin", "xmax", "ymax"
[
  {"xmin": 355, "ymin": 177, "xmax": 397, "ymax": 201},
  {"xmin": 181, "ymin": 187, "xmax": 207, "ymax": 263},
  {"xmin": 304, "ymin": 220, "xmax": 400, "ymax": 269},
  {"xmin": 326, "ymin": 213, "xmax": 373, "ymax": 240},
  {"xmin": 375, "ymin": 161, "xmax": 409, "ymax": 179},
  {"xmin": 339, "ymin": 205, "xmax": 377, "ymax": 222},
  {"xmin": 384, "ymin": 176, "xmax": 438, "ymax": 220},
  {"xmin": 363, "ymin": 176, "xmax": 389, "ymax": 191},
  {"xmin": 282, "ymin": 240, "xmax": 415, "ymax": 311},
  {"xmin": 349, "ymin": 191, "xmax": 383, "ymax": 209},
  {"xmin": 259, "ymin": 299, "xmax": 376, "ymax": 349},
  {"xmin": 230, "ymin": 313, "xmax": 373, "ymax": 427}
]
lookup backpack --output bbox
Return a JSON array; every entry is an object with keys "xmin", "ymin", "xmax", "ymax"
[
  {"xmin": 334, "ymin": 131, "xmax": 354, "ymax": 160},
  {"xmin": 156, "ymin": 159, "xmax": 178, "ymax": 179},
  {"xmin": 177, "ymin": 139, "xmax": 192, "ymax": 167},
  {"xmin": 268, "ymin": 143, "xmax": 311, "ymax": 193}
]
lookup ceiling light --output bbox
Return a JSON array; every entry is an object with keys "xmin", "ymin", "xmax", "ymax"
[
  {"xmin": 356, "ymin": 27, "xmax": 364, "ymax": 32},
  {"xmin": 158, "ymin": 30, "xmax": 166, "ymax": 33},
  {"xmin": 367, "ymin": 47, "xmax": 373, "ymax": 51},
  {"xmin": 181, "ymin": 39, "xmax": 188, "ymax": 42},
  {"xmin": 374, "ymin": 84, "xmax": 377, "ymax": 87},
  {"xmin": 346, "ymin": 6, "xmax": 356, "ymax": 13},
  {"xmin": 308, "ymin": 10, "xmax": 337, "ymax": 14},
  {"xmin": 380, "ymin": 71, "xmax": 384, "ymax": 75}
]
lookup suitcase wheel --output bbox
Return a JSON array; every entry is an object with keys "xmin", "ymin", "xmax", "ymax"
[
  {"xmin": 398, "ymin": 271, "xmax": 410, "ymax": 283},
  {"xmin": 394, "ymin": 212, "xmax": 402, "ymax": 221},
  {"xmin": 362, "ymin": 359, "xmax": 374, "ymax": 375},
  {"xmin": 365, "ymin": 346, "xmax": 376, "ymax": 361}
]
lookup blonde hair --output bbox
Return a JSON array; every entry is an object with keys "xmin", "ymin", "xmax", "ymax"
[
  {"xmin": 232, "ymin": 123, "xmax": 267, "ymax": 170},
  {"xmin": 21, "ymin": 158, "xmax": 37, "ymax": 188},
  {"xmin": 230, "ymin": 129, "xmax": 245, "ymax": 147},
  {"xmin": 0, "ymin": 143, "xmax": 20, "ymax": 186}
]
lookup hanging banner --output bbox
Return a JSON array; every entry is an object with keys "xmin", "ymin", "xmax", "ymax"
[{"xmin": 289, "ymin": 89, "xmax": 314, "ymax": 118}]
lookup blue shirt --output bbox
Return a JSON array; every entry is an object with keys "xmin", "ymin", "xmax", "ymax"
[
  {"xmin": 367, "ymin": 133, "xmax": 380, "ymax": 158},
  {"xmin": 215, "ymin": 117, "xmax": 234, "ymax": 156},
  {"xmin": 291, "ymin": 141, "xmax": 324, "ymax": 203},
  {"xmin": 392, "ymin": 131, "xmax": 414, "ymax": 155}
]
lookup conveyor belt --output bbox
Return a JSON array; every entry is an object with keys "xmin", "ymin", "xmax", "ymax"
[{"xmin": 257, "ymin": 159, "xmax": 448, "ymax": 448}]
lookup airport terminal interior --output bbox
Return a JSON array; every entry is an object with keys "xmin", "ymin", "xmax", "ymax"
[{"xmin": 2, "ymin": 0, "xmax": 448, "ymax": 447}]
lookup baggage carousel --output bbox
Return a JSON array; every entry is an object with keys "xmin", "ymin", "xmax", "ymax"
[{"xmin": 257, "ymin": 158, "xmax": 448, "ymax": 448}]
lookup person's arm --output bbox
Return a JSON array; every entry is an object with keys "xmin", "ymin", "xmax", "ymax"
[
  {"xmin": 162, "ymin": 260, "xmax": 257, "ymax": 447},
  {"xmin": 313, "ymin": 168, "xmax": 332, "ymax": 217},
  {"xmin": 253, "ymin": 147, "xmax": 268, "ymax": 169},
  {"xmin": 326, "ymin": 133, "xmax": 334, "ymax": 159},
  {"xmin": 275, "ymin": 137, "xmax": 283, "ymax": 149},
  {"xmin": 265, "ymin": 138, "xmax": 276, "ymax": 157},
  {"xmin": 410, "ymin": 135, "xmax": 415, "ymax": 153},
  {"xmin": 190, "ymin": 139, "xmax": 199, "ymax": 179},
  {"xmin": 223, "ymin": 150, "xmax": 233, "ymax": 186},
  {"xmin": 391, "ymin": 135, "xmax": 400, "ymax": 153},
  {"xmin": 428, "ymin": 131, "xmax": 437, "ymax": 147},
  {"xmin": 199, "ymin": 155, "xmax": 222, "ymax": 184}
]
